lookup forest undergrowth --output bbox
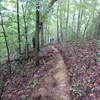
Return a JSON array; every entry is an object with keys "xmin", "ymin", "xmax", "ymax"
[
  {"xmin": 56, "ymin": 40, "xmax": 100, "ymax": 100},
  {"xmin": 0, "ymin": 40, "xmax": 100, "ymax": 100}
]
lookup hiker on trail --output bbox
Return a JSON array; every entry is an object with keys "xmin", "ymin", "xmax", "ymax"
[{"xmin": 50, "ymin": 38, "xmax": 55, "ymax": 43}]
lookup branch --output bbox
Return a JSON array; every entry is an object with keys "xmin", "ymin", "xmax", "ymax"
[
  {"xmin": 46, "ymin": 0, "xmax": 58, "ymax": 14},
  {"xmin": 49, "ymin": 0, "xmax": 58, "ymax": 8}
]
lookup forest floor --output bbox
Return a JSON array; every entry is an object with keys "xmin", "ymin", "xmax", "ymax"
[{"xmin": 1, "ymin": 40, "xmax": 100, "ymax": 100}]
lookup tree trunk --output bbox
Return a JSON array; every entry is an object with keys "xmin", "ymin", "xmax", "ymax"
[
  {"xmin": 77, "ymin": 10, "xmax": 81, "ymax": 38},
  {"xmin": 0, "ymin": 15, "xmax": 11, "ymax": 74},
  {"xmin": 97, "ymin": 23, "xmax": 100, "ymax": 40},
  {"xmin": 57, "ymin": 5, "xmax": 60, "ymax": 43},
  {"xmin": 83, "ymin": 17, "xmax": 90, "ymax": 39},
  {"xmin": 35, "ymin": 0, "xmax": 40, "ymax": 66},
  {"xmin": 41, "ymin": 22, "xmax": 44, "ymax": 46},
  {"xmin": 17, "ymin": 0, "xmax": 21, "ymax": 54},
  {"xmin": 22, "ymin": 5, "xmax": 29, "ymax": 58},
  {"xmin": 77, "ymin": 0, "xmax": 83, "ymax": 39},
  {"xmin": 66, "ymin": 0, "xmax": 70, "ymax": 30},
  {"xmin": 47, "ymin": 25, "xmax": 50, "ymax": 43},
  {"xmin": 44, "ymin": 24, "xmax": 47, "ymax": 44},
  {"xmin": 60, "ymin": 7, "xmax": 63, "ymax": 42},
  {"xmin": 71, "ymin": 12, "xmax": 75, "ymax": 40},
  {"xmin": 72, "ymin": 12, "xmax": 75, "ymax": 32}
]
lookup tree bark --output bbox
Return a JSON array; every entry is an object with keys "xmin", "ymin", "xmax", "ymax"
[
  {"xmin": 22, "ymin": 5, "xmax": 29, "ymax": 58},
  {"xmin": 17, "ymin": 0, "xmax": 21, "ymax": 54},
  {"xmin": 0, "ymin": 15, "xmax": 11, "ymax": 74},
  {"xmin": 66, "ymin": 0, "xmax": 70, "ymax": 29},
  {"xmin": 77, "ymin": 10, "xmax": 81, "ymax": 38},
  {"xmin": 60, "ymin": 7, "xmax": 63, "ymax": 42},
  {"xmin": 35, "ymin": 0, "xmax": 40, "ymax": 66},
  {"xmin": 57, "ymin": 5, "xmax": 60, "ymax": 43},
  {"xmin": 97, "ymin": 23, "xmax": 100, "ymax": 40},
  {"xmin": 41, "ymin": 22, "xmax": 44, "ymax": 46},
  {"xmin": 47, "ymin": 25, "xmax": 50, "ymax": 43},
  {"xmin": 72, "ymin": 12, "xmax": 75, "ymax": 32},
  {"xmin": 83, "ymin": 17, "xmax": 90, "ymax": 39},
  {"xmin": 77, "ymin": 0, "xmax": 83, "ymax": 39}
]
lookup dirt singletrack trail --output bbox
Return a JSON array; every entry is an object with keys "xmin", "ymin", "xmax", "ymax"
[{"xmin": 32, "ymin": 45, "xmax": 70, "ymax": 100}]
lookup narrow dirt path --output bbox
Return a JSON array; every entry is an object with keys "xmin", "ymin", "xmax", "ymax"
[
  {"xmin": 32, "ymin": 45, "xmax": 70, "ymax": 100},
  {"xmin": 50, "ymin": 46, "xmax": 70, "ymax": 100}
]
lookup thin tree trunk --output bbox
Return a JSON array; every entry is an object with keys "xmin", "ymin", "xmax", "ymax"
[
  {"xmin": 41, "ymin": 22, "xmax": 44, "ymax": 46},
  {"xmin": 60, "ymin": 8, "xmax": 63, "ymax": 42},
  {"xmin": 47, "ymin": 25, "xmax": 50, "ymax": 43},
  {"xmin": 77, "ymin": 10, "xmax": 81, "ymax": 38},
  {"xmin": 72, "ymin": 12, "xmax": 75, "ymax": 32},
  {"xmin": 77, "ymin": 0, "xmax": 83, "ymax": 39},
  {"xmin": 35, "ymin": 0, "xmax": 40, "ymax": 66},
  {"xmin": 22, "ymin": 5, "xmax": 29, "ymax": 58},
  {"xmin": 83, "ymin": 17, "xmax": 90, "ymax": 39},
  {"xmin": 57, "ymin": 5, "xmax": 60, "ymax": 43},
  {"xmin": 71, "ymin": 12, "xmax": 75, "ymax": 40},
  {"xmin": 97, "ymin": 23, "xmax": 100, "ymax": 40},
  {"xmin": 17, "ymin": 0, "xmax": 21, "ymax": 54},
  {"xmin": 66, "ymin": 0, "xmax": 70, "ymax": 29},
  {"xmin": 45, "ymin": 24, "xmax": 47, "ymax": 44},
  {"xmin": 0, "ymin": 15, "xmax": 11, "ymax": 74}
]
